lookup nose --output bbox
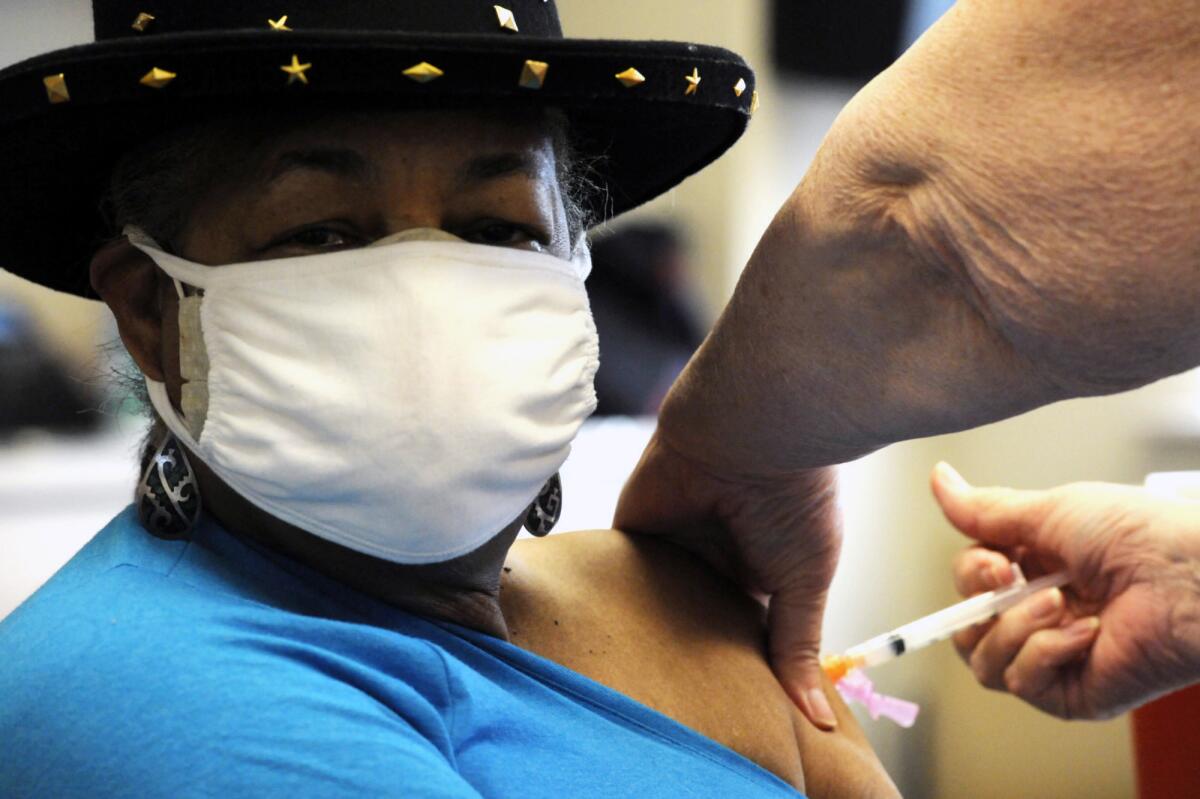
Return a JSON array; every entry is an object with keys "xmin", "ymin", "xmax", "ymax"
[
  {"xmin": 374, "ymin": 206, "xmax": 447, "ymax": 242},
  {"xmin": 368, "ymin": 227, "xmax": 463, "ymax": 247}
]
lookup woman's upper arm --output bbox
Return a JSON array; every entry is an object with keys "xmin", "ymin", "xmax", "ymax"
[
  {"xmin": 794, "ymin": 676, "xmax": 901, "ymax": 799},
  {"xmin": 505, "ymin": 531, "xmax": 899, "ymax": 796},
  {"xmin": 614, "ymin": 533, "xmax": 901, "ymax": 798}
]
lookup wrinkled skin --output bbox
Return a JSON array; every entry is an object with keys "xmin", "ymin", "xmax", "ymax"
[{"xmin": 935, "ymin": 463, "xmax": 1200, "ymax": 720}]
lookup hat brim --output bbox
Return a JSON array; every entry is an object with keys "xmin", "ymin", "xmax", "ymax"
[{"xmin": 0, "ymin": 30, "xmax": 755, "ymax": 297}]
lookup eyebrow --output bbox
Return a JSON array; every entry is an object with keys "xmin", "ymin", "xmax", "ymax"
[{"xmin": 456, "ymin": 151, "xmax": 543, "ymax": 189}]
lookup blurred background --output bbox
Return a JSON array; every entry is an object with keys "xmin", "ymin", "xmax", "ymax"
[{"xmin": 4, "ymin": 1, "xmax": 1196, "ymax": 796}]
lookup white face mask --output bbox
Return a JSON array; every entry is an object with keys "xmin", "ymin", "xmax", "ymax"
[{"xmin": 128, "ymin": 227, "xmax": 598, "ymax": 564}]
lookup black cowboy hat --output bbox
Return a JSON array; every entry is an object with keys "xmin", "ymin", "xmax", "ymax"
[{"xmin": 0, "ymin": 0, "xmax": 756, "ymax": 298}]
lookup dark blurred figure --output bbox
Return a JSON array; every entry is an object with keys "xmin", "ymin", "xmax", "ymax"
[
  {"xmin": 771, "ymin": 0, "xmax": 907, "ymax": 83},
  {"xmin": 0, "ymin": 300, "xmax": 101, "ymax": 437},
  {"xmin": 588, "ymin": 224, "xmax": 706, "ymax": 416}
]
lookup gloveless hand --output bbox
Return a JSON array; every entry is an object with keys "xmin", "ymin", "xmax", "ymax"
[
  {"xmin": 934, "ymin": 463, "xmax": 1200, "ymax": 720},
  {"xmin": 615, "ymin": 431, "xmax": 843, "ymax": 730}
]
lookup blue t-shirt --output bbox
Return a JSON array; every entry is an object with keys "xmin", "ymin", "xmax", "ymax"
[{"xmin": 0, "ymin": 508, "xmax": 803, "ymax": 798}]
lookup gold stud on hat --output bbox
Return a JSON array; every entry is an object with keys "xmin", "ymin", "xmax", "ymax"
[
  {"xmin": 130, "ymin": 12, "xmax": 155, "ymax": 32},
  {"xmin": 403, "ymin": 62, "xmax": 444, "ymax": 83},
  {"xmin": 684, "ymin": 67, "xmax": 701, "ymax": 96},
  {"xmin": 494, "ymin": 5, "xmax": 519, "ymax": 32},
  {"xmin": 139, "ymin": 67, "xmax": 177, "ymax": 89},
  {"xmin": 750, "ymin": 90, "xmax": 760, "ymax": 115},
  {"xmin": 519, "ymin": 60, "xmax": 549, "ymax": 90},
  {"xmin": 733, "ymin": 77, "xmax": 747, "ymax": 97},
  {"xmin": 268, "ymin": 15, "xmax": 291, "ymax": 31},
  {"xmin": 280, "ymin": 54, "xmax": 311, "ymax": 85},
  {"xmin": 42, "ymin": 73, "xmax": 70, "ymax": 104},
  {"xmin": 615, "ymin": 68, "xmax": 645, "ymax": 88}
]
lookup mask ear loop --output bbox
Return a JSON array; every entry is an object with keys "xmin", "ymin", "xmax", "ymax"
[
  {"xmin": 123, "ymin": 224, "xmax": 200, "ymax": 297},
  {"xmin": 170, "ymin": 277, "xmax": 203, "ymax": 299},
  {"xmin": 122, "ymin": 224, "xmax": 157, "ymax": 249}
]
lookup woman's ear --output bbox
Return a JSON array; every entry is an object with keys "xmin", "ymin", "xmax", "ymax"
[{"xmin": 90, "ymin": 238, "xmax": 166, "ymax": 381}]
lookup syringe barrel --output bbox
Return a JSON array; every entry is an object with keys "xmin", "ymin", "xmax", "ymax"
[
  {"xmin": 834, "ymin": 570, "xmax": 1071, "ymax": 671},
  {"xmin": 895, "ymin": 570, "xmax": 1070, "ymax": 652},
  {"xmin": 845, "ymin": 633, "xmax": 905, "ymax": 668}
]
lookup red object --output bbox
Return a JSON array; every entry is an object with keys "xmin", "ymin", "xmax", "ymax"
[{"xmin": 1131, "ymin": 683, "xmax": 1200, "ymax": 798}]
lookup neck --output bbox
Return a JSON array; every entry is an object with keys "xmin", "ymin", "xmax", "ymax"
[{"xmin": 187, "ymin": 453, "xmax": 519, "ymax": 639}]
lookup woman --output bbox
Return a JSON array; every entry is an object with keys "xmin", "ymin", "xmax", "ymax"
[{"xmin": 0, "ymin": 2, "xmax": 897, "ymax": 796}]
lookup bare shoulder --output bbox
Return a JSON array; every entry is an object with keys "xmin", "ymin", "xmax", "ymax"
[
  {"xmin": 504, "ymin": 528, "xmax": 766, "ymax": 656},
  {"xmin": 502, "ymin": 530, "xmax": 899, "ymax": 798}
]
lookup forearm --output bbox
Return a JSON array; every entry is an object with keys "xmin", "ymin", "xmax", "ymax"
[{"xmin": 660, "ymin": 0, "xmax": 1200, "ymax": 473}]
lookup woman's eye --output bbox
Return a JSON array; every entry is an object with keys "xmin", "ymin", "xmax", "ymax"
[
  {"xmin": 262, "ymin": 224, "xmax": 363, "ymax": 254},
  {"xmin": 469, "ymin": 222, "xmax": 542, "ymax": 247},
  {"xmin": 286, "ymin": 227, "xmax": 353, "ymax": 249}
]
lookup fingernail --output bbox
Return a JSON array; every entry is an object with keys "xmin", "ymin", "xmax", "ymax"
[
  {"xmin": 1066, "ymin": 616, "xmax": 1101, "ymax": 640},
  {"xmin": 804, "ymin": 687, "xmax": 838, "ymax": 730},
  {"xmin": 1029, "ymin": 588, "xmax": 1062, "ymax": 620},
  {"xmin": 937, "ymin": 462, "xmax": 970, "ymax": 492}
]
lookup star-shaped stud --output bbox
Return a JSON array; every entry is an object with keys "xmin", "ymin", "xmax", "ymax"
[
  {"xmin": 268, "ymin": 15, "xmax": 291, "ymax": 31},
  {"xmin": 139, "ymin": 67, "xmax": 177, "ymax": 89},
  {"xmin": 733, "ymin": 77, "xmax": 747, "ymax": 97},
  {"xmin": 131, "ymin": 12, "xmax": 155, "ymax": 32},
  {"xmin": 280, "ymin": 54, "xmax": 311, "ymax": 85},
  {"xmin": 615, "ymin": 67, "xmax": 645, "ymax": 88},
  {"xmin": 494, "ymin": 5, "xmax": 519, "ymax": 32},
  {"xmin": 684, "ymin": 67, "xmax": 701, "ymax": 96},
  {"xmin": 42, "ymin": 73, "xmax": 70, "ymax": 104},
  {"xmin": 403, "ymin": 62, "xmax": 444, "ymax": 83},
  {"xmin": 519, "ymin": 60, "xmax": 549, "ymax": 90}
]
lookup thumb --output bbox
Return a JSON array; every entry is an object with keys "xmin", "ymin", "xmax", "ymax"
[
  {"xmin": 768, "ymin": 583, "xmax": 838, "ymax": 731},
  {"xmin": 931, "ymin": 462, "xmax": 1052, "ymax": 550}
]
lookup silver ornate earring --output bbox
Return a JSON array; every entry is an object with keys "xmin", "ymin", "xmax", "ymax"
[
  {"xmin": 524, "ymin": 473, "xmax": 562, "ymax": 536},
  {"xmin": 136, "ymin": 432, "xmax": 201, "ymax": 539}
]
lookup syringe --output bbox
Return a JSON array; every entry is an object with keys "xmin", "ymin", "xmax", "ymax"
[{"xmin": 822, "ymin": 565, "xmax": 1071, "ymax": 682}]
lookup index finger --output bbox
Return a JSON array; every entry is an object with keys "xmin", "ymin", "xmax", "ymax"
[{"xmin": 952, "ymin": 547, "xmax": 1016, "ymax": 597}]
